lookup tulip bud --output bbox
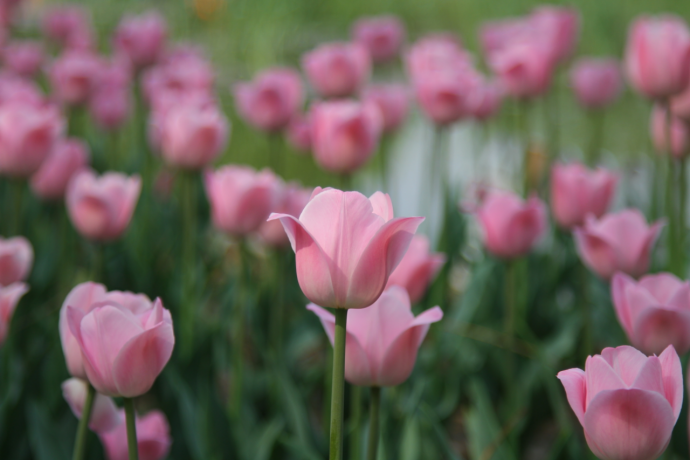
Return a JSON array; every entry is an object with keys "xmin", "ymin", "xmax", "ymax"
[
  {"xmin": 650, "ymin": 104, "xmax": 689, "ymax": 158},
  {"xmin": 351, "ymin": 15, "xmax": 405, "ymax": 63},
  {"xmin": 302, "ymin": 42, "xmax": 370, "ymax": 98},
  {"xmin": 0, "ymin": 282, "xmax": 28, "ymax": 346},
  {"xmin": 570, "ymin": 58, "xmax": 622, "ymax": 109},
  {"xmin": 61, "ymin": 378, "xmax": 121, "ymax": 433},
  {"xmin": 113, "ymin": 11, "xmax": 167, "ymax": 69},
  {"xmin": 48, "ymin": 50, "xmax": 102, "ymax": 106},
  {"xmin": 489, "ymin": 37, "xmax": 555, "ymax": 99},
  {"xmin": 30, "ymin": 138, "xmax": 90, "ymax": 200},
  {"xmin": 2, "ymin": 40, "xmax": 44, "ymax": 77},
  {"xmin": 100, "ymin": 410, "xmax": 171, "ymax": 460},
  {"xmin": 0, "ymin": 236, "xmax": 33, "ymax": 285},
  {"xmin": 361, "ymin": 84, "xmax": 410, "ymax": 132}
]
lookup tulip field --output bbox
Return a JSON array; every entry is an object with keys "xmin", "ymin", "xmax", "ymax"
[{"xmin": 0, "ymin": 0, "xmax": 689, "ymax": 459}]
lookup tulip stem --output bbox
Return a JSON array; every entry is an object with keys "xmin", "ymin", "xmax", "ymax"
[
  {"xmin": 503, "ymin": 259, "xmax": 517, "ymax": 386},
  {"xmin": 180, "ymin": 171, "xmax": 198, "ymax": 360},
  {"xmin": 580, "ymin": 262, "xmax": 592, "ymax": 358},
  {"xmin": 366, "ymin": 387, "xmax": 381, "ymax": 460},
  {"xmin": 329, "ymin": 308, "xmax": 348, "ymax": 460},
  {"xmin": 72, "ymin": 383, "xmax": 95, "ymax": 460},
  {"xmin": 123, "ymin": 398, "xmax": 139, "ymax": 460},
  {"xmin": 269, "ymin": 134, "xmax": 284, "ymax": 178},
  {"xmin": 586, "ymin": 110, "xmax": 604, "ymax": 167},
  {"xmin": 11, "ymin": 179, "xmax": 23, "ymax": 236}
]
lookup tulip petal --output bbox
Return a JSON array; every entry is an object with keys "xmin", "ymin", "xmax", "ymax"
[
  {"xmin": 610, "ymin": 272, "xmax": 635, "ymax": 336},
  {"xmin": 574, "ymin": 227, "xmax": 617, "ymax": 279},
  {"xmin": 658, "ymin": 345, "xmax": 683, "ymax": 421},
  {"xmin": 632, "ymin": 220, "xmax": 664, "ymax": 277},
  {"xmin": 368, "ymin": 191, "xmax": 393, "ymax": 221},
  {"xmin": 630, "ymin": 357, "xmax": 665, "ymax": 395},
  {"xmin": 639, "ymin": 272, "xmax": 686, "ymax": 305},
  {"xmin": 556, "ymin": 368, "xmax": 586, "ymax": 425},
  {"xmin": 633, "ymin": 307, "xmax": 690, "ymax": 356},
  {"xmin": 585, "ymin": 355, "xmax": 626, "ymax": 407},
  {"xmin": 624, "ymin": 283, "xmax": 659, "ymax": 324},
  {"xmin": 666, "ymin": 280, "xmax": 690, "ymax": 311},
  {"xmin": 599, "ymin": 346, "xmax": 648, "ymax": 387}
]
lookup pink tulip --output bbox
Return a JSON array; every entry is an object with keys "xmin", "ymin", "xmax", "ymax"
[
  {"xmin": 89, "ymin": 85, "xmax": 130, "ymax": 131},
  {"xmin": 550, "ymin": 163, "xmax": 617, "ymax": 229},
  {"xmin": 406, "ymin": 34, "xmax": 472, "ymax": 85},
  {"xmin": 570, "ymin": 58, "xmax": 622, "ymax": 109},
  {"xmin": 351, "ymin": 15, "xmax": 405, "ymax": 63},
  {"xmin": 0, "ymin": 282, "xmax": 28, "ymax": 346},
  {"xmin": 42, "ymin": 6, "xmax": 93, "ymax": 50},
  {"xmin": 612, "ymin": 272, "xmax": 689, "ymax": 356},
  {"xmin": 479, "ymin": 18, "xmax": 532, "ymax": 61},
  {"xmin": 625, "ymin": 15, "xmax": 690, "ymax": 100},
  {"xmin": 529, "ymin": 6, "xmax": 580, "ymax": 63},
  {"xmin": 476, "ymin": 190, "xmax": 547, "ymax": 259},
  {"xmin": 2, "ymin": 40, "xmax": 44, "ymax": 77},
  {"xmin": 361, "ymin": 84, "xmax": 410, "ymax": 132},
  {"xmin": 670, "ymin": 86, "xmax": 689, "ymax": 120},
  {"xmin": 257, "ymin": 183, "xmax": 312, "ymax": 247},
  {"xmin": 269, "ymin": 188, "xmax": 424, "ymax": 309},
  {"xmin": 100, "ymin": 410, "xmax": 171, "ymax": 460},
  {"xmin": 574, "ymin": 209, "xmax": 664, "ymax": 280},
  {"xmin": 489, "ymin": 37, "xmax": 554, "ymax": 99},
  {"xmin": 384, "ymin": 235, "xmax": 445, "ymax": 304},
  {"xmin": 285, "ymin": 114, "xmax": 312, "ymax": 152},
  {"xmin": 468, "ymin": 80, "xmax": 502, "ymax": 121},
  {"xmin": 113, "ymin": 11, "xmax": 167, "ymax": 69},
  {"xmin": 650, "ymin": 105, "xmax": 689, "ymax": 158},
  {"xmin": 205, "ymin": 165, "xmax": 281, "ymax": 236},
  {"xmin": 310, "ymin": 100, "xmax": 382, "ymax": 174},
  {"xmin": 414, "ymin": 68, "xmax": 481, "ymax": 125},
  {"xmin": 234, "ymin": 68, "xmax": 303, "ymax": 132},
  {"xmin": 302, "ymin": 42, "xmax": 370, "ymax": 98},
  {"xmin": 142, "ymin": 54, "xmax": 214, "ymax": 107},
  {"xmin": 30, "ymin": 138, "xmax": 90, "ymax": 200},
  {"xmin": 66, "ymin": 169, "xmax": 141, "ymax": 242},
  {"xmin": 558, "ymin": 345, "xmax": 683, "ymax": 459},
  {"xmin": 308, "ymin": 286, "xmax": 442, "ymax": 386},
  {"xmin": 0, "ymin": 73, "xmax": 44, "ymax": 106},
  {"xmin": 0, "ymin": 236, "xmax": 32, "ymax": 285},
  {"xmin": 0, "ymin": 101, "xmax": 65, "ymax": 177},
  {"xmin": 48, "ymin": 50, "xmax": 101, "ymax": 106},
  {"xmin": 61, "ymin": 377, "xmax": 121, "ymax": 433}
]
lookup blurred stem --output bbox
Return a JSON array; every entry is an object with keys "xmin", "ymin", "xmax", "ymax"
[
  {"xmin": 72, "ymin": 383, "xmax": 95, "ymax": 460},
  {"xmin": 230, "ymin": 239, "xmax": 251, "ymax": 419},
  {"xmin": 10, "ymin": 179, "xmax": 23, "ymax": 236},
  {"xmin": 270, "ymin": 250, "xmax": 286, "ymax": 355},
  {"xmin": 580, "ymin": 262, "xmax": 592, "ymax": 358},
  {"xmin": 123, "ymin": 398, "xmax": 139, "ymax": 460},
  {"xmin": 517, "ymin": 100, "xmax": 531, "ymax": 198},
  {"xmin": 350, "ymin": 385, "xmax": 362, "ymax": 459},
  {"xmin": 329, "ymin": 308, "xmax": 348, "ymax": 460},
  {"xmin": 503, "ymin": 259, "xmax": 517, "ymax": 387},
  {"xmin": 663, "ymin": 101, "xmax": 680, "ymax": 277},
  {"xmin": 340, "ymin": 174, "xmax": 352, "ymax": 191},
  {"xmin": 180, "ymin": 171, "xmax": 198, "ymax": 360},
  {"xmin": 366, "ymin": 387, "xmax": 380, "ymax": 460},
  {"xmin": 92, "ymin": 242, "xmax": 103, "ymax": 284},
  {"xmin": 269, "ymin": 134, "xmax": 284, "ymax": 177},
  {"xmin": 586, "ymin": 110, "xmax": 605, "ymax": 167}
]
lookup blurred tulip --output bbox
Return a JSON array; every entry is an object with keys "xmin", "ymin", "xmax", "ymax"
[
  {"xmin": 362, "ymin": 84, "xmax": 410, "ymax": 132},
  {"xmin": 0, "ymin": 236, "xmax": 32, "ymax": 285},
  {"xmin": 205, "ymin": 165, "xmax": 281, "ymax": 236},
  {"xmin": 269, "ymin": 188, "xmax": 423, "ymax": 309},
  {"xmin": 406, "ymin": 34, "xmax": 472, "ymax": 84},
  {"xmin": 61, "ymin": 377, "xmax": 121, "ymax": 433},
  {"xmin": 489, "ymin": 38, "xmax": 554, "ymax": 99},
  {"xmin": 89, "ymin": 85, "xmax": 130, "ymax": 131},
  {"xmin": 414, "ymin": 68, "xmax": 481, "ymax": 125},
  {"xmin": 142, "ymin": 54, "xmax": 214, "ymax": 107},
  {"xmin": 48, "ymin": 50, "xmax": 101, "ymax": 106},
  {"xmin": 550, "ymin": 163, "xmax": 617, "ymax": 229},
  {"xmin": 574, "ymin": 209, "xmax": 664, "ymax": 279},
  {"xmin": 670, "ymin": 86, "xmax": 689, "ymax": 120},
  {"xmin": 351, "ymin": 15, "xmax": 405, "ymax": 63},
  {"xmin": 66, "ymin": 169, "xmax": 141, "ymax": 242},
  {"xmin": 285, "ymin": 113, "xmax": 312, "ymax": 152},
  {"xmin": 234, "ymin": 68, "xmax": 303, "ymax": 132},
  {"xmin": 0, "ymin": 282, "xmax": 28, "ymax": 346},
  {"xmin": 625, "ymin": 15, "xmax": 690, "ymax": 99},
  {"xmin": 2, "ymin": 40, "xmax": 44, "ymax": 77},
  {"xmin": 530, "ymin": 6, "xmax": 580, "ymax": 63},
  {"xmin": 30, "ymin": 138, "xmax": 90, "ymax": 200},
  {"xmin": 42, "ymin": 6, "xmax": 93, "ymax": 50},
  {"xmin": 650, "ymin": 105, "xmax": 689, "ymax": 158},
  {"xmin": 308, "ymin": 286, "xmax": 442, "ymax": 386},
  {"xmin": 612, "ymin": 272, "xmax": 689, "ymax": 356},
  {"xmin": 257, "ymin": 183, "xmax": 312, "ymax": 247},
  {"xmin": 310, "ymin": 100, "xmax": 382, "ymax": 174},
  {"xmin": 113, "ymin": 11, "xmax": 167, "ymax": 68},
  {"xmin": 468, "ymin": 80, "xmax": 502, "ymax": 121},
  {"xmin": 570, "ymin": 58, "xmax": 622, "ymax": 109},
  {"xmin": 100, "ymin": 410, "xmax": 171, "ymax": 460},
  {"xmin": 479, "ymin": 18, "xmax": 531, "ymax": 61},
  {"xmin": 384, "ymin": 235, "xmax": 445, "ymax": 304},
  {"xmin": 558, "ymin": 345, "xmax": 682, "ymax": 459},
  {"xmin": 0, "ymin": 73, "xmax": 44, "ymax": 105},
  {"xmin": 302, "ymin": 42, "xmax": 370, "ymax": 98},
  {"xmin": 476, "ymin": 190, "xmax": 547, "ymax": 259}
]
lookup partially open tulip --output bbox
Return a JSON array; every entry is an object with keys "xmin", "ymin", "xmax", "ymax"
[
  {"xmin": 385, "ymin": 235, "xmax": 445, "ymax": 304},
  {"xmin": 570, "ymin": 58, "xmax": 622, "ymax": 109},
  {"xmin": 414, "ymin": 68, "xmax": 481, "ymax": 125},
  {"xmin": 113, "ymin": 11, "xmax": 167, "ymax": 69},
  {"xmin": 476, "ymin": 190, "xmax": 547, "ymax": 259},
  {"xmin": 0, "ymin": 236, "xmax": 33, "ymax": 285},
  {"xmin": 351, "ymin": 15, "xmax": 405, "ymax": 63},
  {"xmin": 30, "ymin": 138, "xmax": 90, "ymax": 200},
  {"xmin": 285, "ymin": 113, "xmax": 312, "ymax": 152},
  {"xmin": 100, "ymin": 410, "xmax": 171, "ymax": 460},
  {"xmin": 574, "ymin": 209, "xmax": 664, "ymax": 279},
  {"xmin": 650, "ymin": 105, "xmax": 689, "ymax": 158},
  {"xmin": 625, "ymin": 15, "xmax": 690, "ymax": 100},
  {"xmin": 61, "ymin": 377, "xmax": 121, "ymax": 433},
  {"xmin": 361, "ymin": 84, "xmax": 409, "ymax": 132},
  {"xmin": 468, "ymin": 80, "xmax": 502, "ymax": 121},
  {"xmin": 257, "ymin": 183, "xmax": 312, "ymax": 247},
  {"xmin": 2, "ymin": 40, "xmax": 44, "ymax": 77},
  {"xmin": 234, "ymin": 68, "xmax": 303, "ymax": 132},
  {"xmin": 489, "ymin": 38, "xmax": 554, "ymax": 99},
  {"xmin": 310, "ymin": 100, "xmax": 382, "ymax": 174},
  {"xmin": 0, "ymin": 282, "xmax": 28, "ymax": 346},
  {"xmin": 612, "ymin": 272, "xmax": 689, "ymax": 356},
  {"xmin": 670, "ymin": 86, "xmax": 689, "ymax": 120},
  {"xmin": 42, "ymin": 6, "xmax": 93, "ymax": 50},
  {"xmin": 302, "ymin": 42, "xmax": 370, "ymax": 98},
  {"xmin": 551, "ymin": 163, "xmax": 617, "ymax": 229},
  {"xmin": 269, "ymin": 188, "xmax": 424, "ymax": 309},
  {"xmin": 66, "ymin": 169, "xmax": 141, "ymax": 242},
  {"xmin": 308, "ymin": 286, "xmax": 442, "ymax": 386},
  {"xmin": 48, "ymin": 50, "xmax": 101, "ymax": 106},
  {"xmin": 205, "ymin": 165, "xmax": 281, "ymax": 236},
  {"xmin": 529, "ymin": 6, "xmax": 580, "ymax": 63},
  {"xmin": 558, "ymin": 345, "xmax": 683, "ymax": 460}
]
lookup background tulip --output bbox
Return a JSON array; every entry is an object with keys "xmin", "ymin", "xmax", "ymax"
[
  {"xmin": 557, "ymin": 345, "xmax": 683, "ymax": 460},
  {"xmin": 650, "ymin": 105, "xmax": 689, "ymax": 158},
  {"xmin": 468, "ymin": 80, "xmax": 502, "ymax": 121},
  {"xmin": 351, "ymin": 15, "xmax": 405, "ymax": 63},
  {"xmin": 569, "ymin": 58, "xmax": 622, "ymax": 109},
  {"xmin": 0, "ymin": 282, "xmax": 28, "ymax": 346},
  {"xmin": 257, "ymin": 183, "xmax": 312, "ymax": 247},
  {"xmin": 61, "ymin": 377, "xmax": 121, "ymax": 433},
  {"xmin": 479, "ymin": 18, "xmax": 531, "ymax": 61},
  {"xmin": 361, "ymin": 84, "xmax": 410, "ymax": 132},
  {"xmin": 2, "ymin": 40, "xmax": 44, "ymax": 77},
  {"xmin": 489, "ymin": 38, "xmax": 554, "ymax": 99},
  {"xmin": 308, "ymin": 286, "xmax": 442, "ymax": 386},
  {"xmin": 670, "ymin": 86, "xmax": 689, "ymax": 119},
  {"xmin": 529, "ymin": 6, "xmax": 580, "ymax": 63},
  {"xmin": 142, "ymin": 53, "xmax": 215, "ymax": 107},
  {"xmin": 302, "ymin": 42, "xmax": 370, "ymax": 98},
  {"xmin": 414, "ymin": 69, "xmax": 481, "ymax": 125},
  {"xmin": 42, "ymin": 6, "xmax": 93, "ymax": 50},
  {"xmin": 406, "ymin": 34, "xmax": 472, "ymax": 85},
  {"xmin": 0, "ymin": 236, "xmax": 33, "ymax": 285},
  {"xmin": 269, "ymin": 188, "xmax": 423, "ymax": 309},
  {"xmin": 30, "ymin": 138, "xmax": 90, "ymax": 200},
  {"xmin": 48, "ymin": 50, "xmax": 101, "ymax": 106},
  {"xmin": 113, "ymin": 11, "xmax": 167, "ymax": 68},
  {"xmin": 99, "ymin": 410, "xmax": 171, "ymax": 460},
  {"xmin": 551, "ymin": 163, "xmax": 617, "ymax": 229},
  {"xmin": 285, "ymin": 113, "xmax": 312, "ymax": 152},
  {"xmin": 0, "ymin": 74, "xmax": 44, "ymax": 106},
  {"xmin": 385, "ymin": 235, "xmax": 445, "ymax": 304}
]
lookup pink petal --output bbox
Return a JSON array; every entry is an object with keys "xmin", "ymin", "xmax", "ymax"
[
  {"xmin": 368, "ymin": 191, "xmax": 393, "ymax": 221},
  {"xmin": 584, "ymin": 355, "xmax": 626, "ymax": 408},
  {"xmin": 658, "ymin": 345, "xmax": 683, "ymax": 421},
  {"xmin": 624, "ymin": 283, "xmax": 660, "ymax": 324},
  {"xmin": 631, "ymin": 220, "xmax": 664, "ymax": 277},
  {"xmin": 638, "ymin": 272, "xmax": 686, "ymax": 305},
  {"xmin": 557, "ymin": 368, "xmax": 586, "ymax": 425},
  {"xmin": 610, "ymin": 272, "xmax": 635, "ymax": 337},
  {"xmin": 666, "ymin": 280, "xmax": 690, "ymax": 311},
  {"xmin": 574, "ymin": 227, "xmax": 618, "ymax": 279},
  {"xmin": 630, "ymin": 357, "xmax": 665, "ymax": 395},
  {"xmin": 599, "ymin": 345, "xmax": 649, "ymax": 387},
  {"xmin": 632, "ymin": 307, "xmax": 690, "ymax": 356}
]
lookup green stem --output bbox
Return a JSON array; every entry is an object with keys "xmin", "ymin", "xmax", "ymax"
[
  {"xmin": 230, "ymin": 240, "xmax": 251, "ymax": 419},
  {"xmin": 271, "ymin": 250, "xmax": 286, "ymax": 355},
  {"xmin": 350, "ymin": 385, "xmax": 362, "ymax": 460},
  {"xmin": 11, "ymin": 179, "xmax": 23, "ymax": 236},
  {"xmin": 123, "ymin": 398, "xmax": 138, "ymax": 460},
  {"xmin": 586, "ymin": 110, "xmax": 605, "ymax": 167},
  {"xmin": 518, "ymin": 101, "xmax": 531, "ymax": 198},
  {"xmin": 329, "ymin": 308, "xmax": 348, "ymax": 460},
  {"xmin": 72, "ymin": 383, "xmax": 95, "ymax": 460},
  {"xmin": 504, "ymin": 260, "xmax": 517, "ymax": 387},
  {"xmin": 366, "ymin": 387, "xmax": 381, "ymax": 460},
  {"xmin": 580, "ymin": 262, "xmax": 592, "ymax": 358},
  {"xmin": 180, "ymin": 171, "xmax": 198, "ymax": 360},
  {"xmin": 269, "ymin": 134, "xmax": 284, "ymax": 178}
]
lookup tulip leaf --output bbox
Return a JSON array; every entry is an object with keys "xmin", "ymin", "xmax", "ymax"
[{"xmin": 400, "ymin": 413, "xmax": 421, "ymax": 460}]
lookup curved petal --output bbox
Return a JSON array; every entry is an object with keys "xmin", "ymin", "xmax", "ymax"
[
  {"xmin": 574, "ymin": 227, "xmax": 618, "ymax": 279},
  {"xmin": 639, "ymin": 272, "xmax": 685, "ymax": 305},
  {"xmin": 630, "ymin": 357, "xmax": 664, "ymax": 395},
  {"xmin": 368, "ymin": 191, "xmax": 393, "ymax": 221},
  {"xmin": 584, "ymin": 355, "xmax": 626, "ymax": 408},
  {"xmin": 599, "ymin": 345, "xmax": 648, "ymax": 386},
  {"xmin": 658, "ymin": 345, "xmax": 683, "ymax": 421},
  {"xmin": 666, "ymin": 281, "xmax": 690, "ymax": 311},
  {"xmin": 632, "ymin": 307, "xmax": 690, "ymax": 356},
  {"xmin": 557, "ymin": 368, "xmax": 586, "ymax": 425},
  {"xmin": 610, "ymin": 272, "xmax": 635, "ymax": 336},
  {"xmin": 631, "ymin": 220, "xmax": 664, "ymax": 277}
]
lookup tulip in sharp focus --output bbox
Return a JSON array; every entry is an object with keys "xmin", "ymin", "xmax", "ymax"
[
  {"xmin": 570, "ymin": 58, "xmax": 622, "ymax": 109},
  {"xmin": 558, "ymin": 345, "xmax": 683, "ymax": 460},
  {"xmin": 30, "ymin": 138, "xmax": 90, "ymax": 200},
  {"xmin": 0, "ymin": 282, "xmax": 28, "ymax": 346},
  {"xmin": 269, "ymin": 188, "xmax": 424, "ymax": 309},
  {"xmin": 61, "ymin": 377, "xmax": 121, "ymax": 433},
  {"xmin": 612, "ymin": 272, "xmax": 689, "ymax": 356},
  {"xmin": 308, "ymin": 286, "xmax": 442, "ymax": 386},
  {"xmin": 113, "ymin": 11, "xmax": 167, "ymax": 69},
  {"xmin": 650, "ymin": 105, "xmax": 689, "ymax": 158},
  {"xmin": 385, "ymin": 235, "xmax": 445, "ymax": 304},
  {"xmin": 2, "ymin": 40, "xmax": 44, "ymax": 77},
  {"xmin": 351, "ymin": 15, "xmax": 405, "ymax": 63},
  {"xmin": 257, "ymin": 183, "xmax": 312, "ymax": 247},
  {"xmin": 100, "ymin": 410, "xmax": 171, "ymax": 460},
  {"xmin": 48, "ymin": 50, "xmax": 102, "ymax": 106},
  {"xmin": 66, "ymin": 169, "xmax": 141, "ymax": 242},
  {"xmin": 361, "ymin": 84, "xmax": 409, "ymax": 133},
  {"xmin": 574, "ymin": 209, "xmax": 664, "ymax": 280},
  {"xmin": 489, "ymin": 38, "xmax": 554, "ymax": 99},
  {"xmin": 302, "ymin": 42, "xmax": 370, "ymax": 98},
  {"xmin": 529, "ymin": 6, "xmax": 580, "ymax": 63},
  {"xmin": 0, "ymin": 236, "xmax": 33, "ymax": 285}
]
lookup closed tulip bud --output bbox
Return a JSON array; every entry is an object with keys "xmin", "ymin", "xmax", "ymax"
[
  {"xmin": 30, "ymin": 138, "xmax": 90, "ymax": 200},
  {"xmin": 574, "ymin": 209, "xmax": 664, "ymax": 280},
  {"xmin": 529, "ymin": 6, "xmax": 580, "ymax": 63},
  {"xmin": 406, "ymin": 34, "xmax": 472, "ymax": 85},
  {"xmin": 385, "ymin": 235, "xmax": 445, "ymax": 304},
  {"xmin": 308, "ymin": 286, "xmax": 442, "ymax": 386},
  {"xmin": 650, "ymin": 105, "xmax": 689, "ymax": 158},
  {"xmin": 113, "ymin": 11, "xmax": 167, "ymax": 69},
  {"xmin": 550, "ymin": 163, "xmax": 617, "ymax": 229},
  {"xmin": 476, "ymin": 190, "xmax": 547, "ymax": 259},
  {"xmin": 302, "ymin": 42, "xmax": 370, "ymax": 98},
  {"xmin": 351, "ymin": 15, "xmax": 405, "ymax": 63},
  {"xmin": 100, "ymin": 410, "xmax": 171, "ymax": 460},
  {"xmin": 310, "ymin": 100, "xmax": 382, "ymax": 174},
  {"xmin": 0, "ymin": 282, "xmax": 28, "ymax": 346},
  {"xmin": 670, "ymin": 86, "xmax": 689, "ymax": 120},
  {"xmin": 142, "ymin": 55, "xmax": 214, "ymax": 107},
  {"xmin": 468, "ymin": 80, "xmax": 502, "ymax": 121},
  {"xmin": 42, "ymin": 6, "xmax": 92, "ymax": 50},
  {"xmin": 234, "ymin": 68, "xmax": 303, "ymax": 132},
  {"xmin": 612, "ymin": 272, "xmax": 689, "ymax": 356},
  {"xmin": 285, "ymin": 114, "xmax": 312, "ymax": 152},
  {"xmin": 48, "ymin": 50, "xmax": 101, "ymax": 106},
  {"xmin": 61, "ymin": 378, "xmax": 121, "ymax": 433},
  {"xmin": 66, "ymin": 169, "xmax": 141, "ymax": 242},
  {"xmin": 570, "ymin": 58, "xmax": 622, "ymax": 109},
  {"xmin": 489, "ymin": 38, "xmax": 555, "ymax": 99},
  {"xmin": 479, "ymin": 18, "xmax": 532, "ymax": 61},
  {"xmin": 257, "ymin": 183, "xmax": 312, "ymax": 247},
  {"xmin": 3, "ymin": 40, "xmax": 44, "ymax": 77},
  {"xmin": 0, "ymin": 236, "xmax": 33, "ymax": 285},
  {"xmin": 269, "ymin": 188, "xmax": 424, "ymax": 309},
  {"xmin": 361, "ymin": 84, "xmax": 410, "ymax": 132},
  {"xmin": 558, "ymin": 345, "xmax": 683, "ymax": 460},
  {"xmin": 414, "ymin": 68, "xmax": 481, "ymax": 125},
  {"xmin": 625, "ymin": 15, "xmax": 689, "ymax": 100}
]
